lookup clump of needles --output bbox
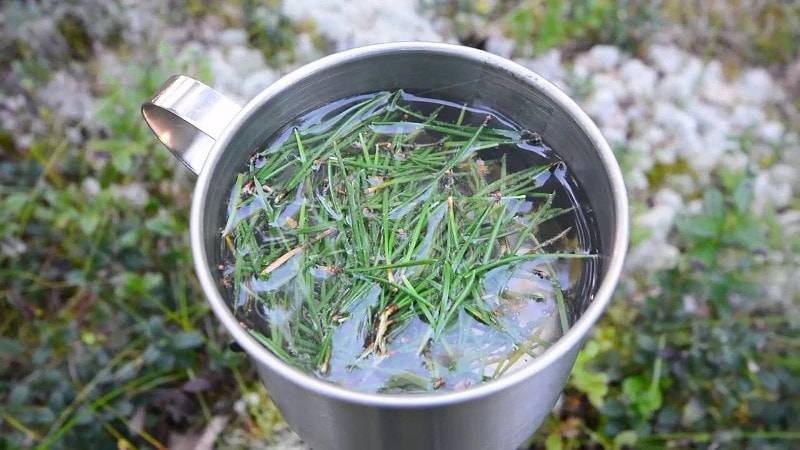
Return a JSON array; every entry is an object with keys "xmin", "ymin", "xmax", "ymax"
[{"xmin": 220, "ymin": 91, "xmax": 596, "ymax": 393}]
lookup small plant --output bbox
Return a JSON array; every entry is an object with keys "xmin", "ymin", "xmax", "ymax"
[{"xmin": 535, "ymin": 170, "xmax": 800, "ymax": 448}]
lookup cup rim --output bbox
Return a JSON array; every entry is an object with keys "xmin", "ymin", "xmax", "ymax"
[{"xmin": 190, "ymin": 41, "xmax": 628, "ymax": 407}]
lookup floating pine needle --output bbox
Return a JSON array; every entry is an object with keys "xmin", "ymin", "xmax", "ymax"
[{"xmin": 219, "ymin": 90, "xmax": 600, "ymax": 393}]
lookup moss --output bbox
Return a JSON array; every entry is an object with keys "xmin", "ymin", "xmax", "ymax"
[
  {"xmin": 661, "ymin": 0, "xmax": 800, "ymax": 66},
  {"xmin": 503, "ymin": 0, "xmax": 659, "ymax": 56},
  {"xmin": 56, "ymin": 13, "xmax": 92, "ymax": 62},
  {"xmin": 752, "ymin": 2, "xmax": 800, "ymax": 65},
  {"xmin": 241, "ymin": 0, "xmax": 298, "ymax": 65},
  {"xmin": 0, "ymin": 130, "xmax": 15, "ymax": 153},
  {"xmin": 646, "ymin": 158, "xmax": 693, "ymax": 189},
  {"xmin": 503, "ymin": 0, "xmax": 799, "ymax": 65}
]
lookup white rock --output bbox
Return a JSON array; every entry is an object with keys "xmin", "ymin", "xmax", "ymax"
[
  {"xmin": 658, "ymin": 56, "xmax": 702, "ymax": 101},
  {"xmin": 282, "ymin": 0, "xmax": 444, "ymax": 51},
  {"xmin": 759, "ymin": 120, "xmax": 785, "ymax": 143},
  {"xmin": 1, "ymin": 236, "xmax": 26, "ymax": 258},
  {"xmin": 584, "ymin": 45, "xmax": 621, "ymax": 71},
  {"xmin": 719, "ymin": 151, "xmax": 749, "ymax": 173},
  {"xmin": 293, "ymin": 33, "xmax": 323, "ymax": 64},
  {"xmin": 635, "ymin": 189, "xmax": 682, "ymax": 240},
  {"xmin": 648, "ymin": 44, "xmax": 685, "ymax": 74},
  {"xmin": 485, "ymin": 28, "xmax": 515, "ymax": 58},
  {"xmin": 686, "ymin": 199, "xmax": 703, "ymax": 215},
  {"xmin": 245, "ymin": 392, "xmax": 260, "ymax": 405},
  {"xmin": 654, "ymin": 188, "xmax": 683, "ymax": 210},
  {"xmin": 653, "ymin": 102, "xmax": 697, "ymax": 137},
  {"xmin": 619, "ymin": 58, "xmax": 657, "ymax": 98},
  {"xmin": 65, "ymin": 126, "xmax": 83, "ymax": 145},
  {"xmin": 685, "ymin": 100, "xmax": 726, "ymax": 136},
  {"xmin": 682, "ymin": 295, "xmax": 699, "ymax": 314},
  {"xmin": 218, "ymin": 28, "xmax": 247, "ymax": 46},
  {"xmin": 233, "ymin": 399, "xmax": 246, "ymax": 416},
  {"xmin": 668, "ymin": 174, "xmax": 696, "ymax": 196},
  {"xmin": 737, "ymin": 68, "xmax": 777, "ymax": 104},
  {"xmin": 82, "ymin": 177, "xmax": 101, "ymax": 197},
  {"xmin": 626, "ymin": 239, "xmax": 680, "ymax": 272},
  {"xmin": 113, "ymin": 183, "xmax": 148, "ymax": 208},
  {"xmin": 520, "ymin": 50, "xmax": 565, "ymax": 88},
  {"xmin": 635, "ymin": 127, "xmax": 667, "ymax": 150},
  {"xmin": 38, "ymin": 71, "xmax": 94, "ymax": 124},
  {"xmin": 731, "ymin": 105, "xmax": 766, "ymax": 128},
  {"xmin": 700, "ymin": 61, "xmax": 736, "ymax": 106},
  {"xmin": 778, "ymin": 210, "xmax": 800, "ymax": 237},
  {"xmin": 752, "ymin": 165, "xmax": 794, "ymax": 213},
  {"xmin": 241, "ymin": 69, "xmax": 278, "ymax": 99},
  {"xmin": 209, "ymin": 48, "xmax": 241, "ymax": 98},
  {"xmin": 228, "ymin": 46, "xmax": 268, "ymax": 75}
]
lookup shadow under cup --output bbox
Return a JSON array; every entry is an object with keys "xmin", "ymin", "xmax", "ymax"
[{"xmin": 191, "ymin": 44, "xmax": 627, "ymax": 450}]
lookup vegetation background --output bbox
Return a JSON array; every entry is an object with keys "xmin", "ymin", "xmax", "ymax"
[{"xmin": 1, "ymin": 0, "xmax": 798, "ymax": 448}]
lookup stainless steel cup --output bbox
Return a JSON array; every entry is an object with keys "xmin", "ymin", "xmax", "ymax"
[{"xmin": 142, "ymin": 42, "xmax": 628, "ymax": 450}]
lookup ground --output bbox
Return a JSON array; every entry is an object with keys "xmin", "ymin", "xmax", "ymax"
[{"xmin": 1, "ymin": 1, "xmax": 798, "ymax": 449}]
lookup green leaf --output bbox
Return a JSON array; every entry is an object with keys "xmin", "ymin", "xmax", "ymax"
[
  {"xmin": 689, "ymin": 242, "xmax": 717, "ymax": 268},
  {"xmin": 146, "ymin": 214, "xmax": 180, "ymax": 235},
  {"xmin": 111, "ymin": 146, "xmax": 133, "ymax": 173},
  {"xmin": 629, "ymin": 224, "xmax": 652, "ymax": 247},
  {"xmin": 9, "ymin": 384, "xmax": 30, "ymax": 406},
  {"xmin": 613, "ymin": 430, "xmax": 638, "ymax": 449},
  {"xmin": 732, "ymin": 179, "xmax": 753, "ymax": 214},
  {"xmin": 703, "ymin": 188, "xmax": 725, "ymax": 218},
  {"xmin": 622, "ymin": 375, "xmax": 662, "ymax": 418},
  {"xmin": 172, "ymin": 331, "xmax": 204, "ymax": 349},
  {"xmin": 677, "ymin": 215, "xmax": 720, "ymax": 239},
  {"xmin": 571, "ymin": 342, "xmax": 610, "ymax": 408},
  {"xmin": 0, "ymin": 337, "xmax": 22, "ymax": 354},
  {"xmin": 79, "ymin": 212, "xmax": 100, "ymax": 235},
  {"xmin": 545, "ymin": 432, "xmax": 563, "ymax": 450},
  {"xmin": 1, "ymin": 192, "xmax": 31, "ymax": 218},
  {"xmin": 722, "ymin": 215, "xmax": 764, "ymax": 249}
]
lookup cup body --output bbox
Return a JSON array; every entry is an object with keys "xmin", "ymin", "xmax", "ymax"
[{"xmin": 146, "ymin": 42, "xmax": 628, "ymax": 450}]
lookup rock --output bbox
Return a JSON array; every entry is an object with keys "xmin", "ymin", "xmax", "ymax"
[
  {"xmin": 1, "ymin": 237, "xmax": 27, "ymax": 258},
  {"xmin": 752, "ymin": 164, "xmax": 795, "ymax": 213},
  {"xmin": 731, "ymin": 104, "xmax": 766, "ymax": 128},
  {"xmin": 719, "ymin": 151, "xmax": 749, "ymax": 173},
  {"xmin": 647, "ymin": 44, "xmax": 685, "ymax": 74},
  {"xmin": 635, "ymin": 189, "xmax": 682, "ymax": 240},
  {"xmin": 657, "ymin": 56, "xmax": 702, "ymax": 101},
  {"xmin": 759, "ymin": 120, "xmax": 785, "ymax": 143},
  {"xmin": 737, "ymin": 68, "xmax": 778, "ymax": 104},
  {"xmin": 519, "ymin": 50, "xmax": 566, "ymax": 90},
  {"xmin": 219, "ymin": 28, "xmax": 247, "ymax": 47},
  {"xmin": 113, "ymin": 183, "xmax": 149, "ymax": 208},
  {"xmin": 241, "ymin": 69, "xmax": 278, "ymax": 100},
  {"xmin": 38, "ymin": 71, "xmax": 94, "ymax": 124},
  {"xmin": 82, "ymin": 177, "xmax": 101, "ymax": 197},
  {"xmin": 228, "ymin": 46, "xmax": 268, "ymax": 76},
  {"xmin": 619, "ymin": 58, "xmax": 657, "ymax": 98},
  {"xmin": 626, "ymin": 239, "xmax": 680, "ymax": 272},
  {"xmin": 583, "ymin": 45, "xmax": 621, "ymax": 71},
  {"xmin": 282, "ymin": 0, "xmax": 445, "ymax": 51},
  {"xmin": 699, "ymin": 61, "xmax": 736, "ymax": 106},
  {"xmin": 293, "ymin": 33, "xmax": 324, "ymax": 64},
  {"xmin": 485, "ymin": 27, "xmax": 515, "ymax": 58}
]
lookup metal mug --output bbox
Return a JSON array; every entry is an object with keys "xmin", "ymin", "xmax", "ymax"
[{"xmin": 142, "ymin": 42, "xmax": 628, "ymax": 450}]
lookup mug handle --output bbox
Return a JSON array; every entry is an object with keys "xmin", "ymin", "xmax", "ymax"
[{"xmin": 141, "ymin": 75, "xmax": 241, "ymax": 175}]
